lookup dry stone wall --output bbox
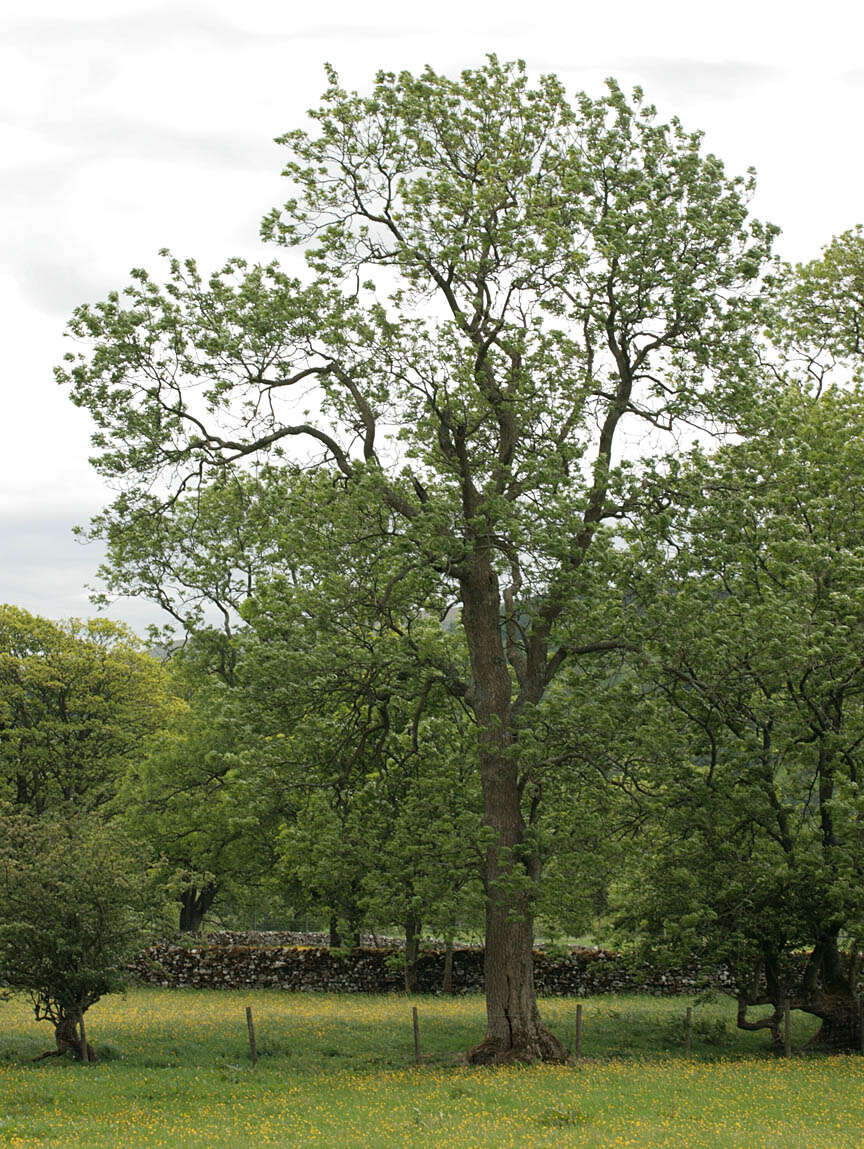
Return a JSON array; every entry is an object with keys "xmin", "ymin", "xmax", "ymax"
[{"xmin": 129, "ymin": 935, "xmax": 730, "ymax": 996}]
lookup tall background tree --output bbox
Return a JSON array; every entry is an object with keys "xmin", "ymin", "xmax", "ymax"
[
  {"xmin": 601, "ymin": 230, "xmax": 864, "ymax": 1051},
  {"xmin": 60, "ymin": 59, "xmax": 774, "ymax": 1061},
  {"xmin": 606, "ymin": 382, "xmax": 864, "ymax": 1050},
  {"xmin": 0, "ymin": 605, "xmax": 181, "ymax": 817},
  {"xmin": 116, "ymin": 644, "xmax": 286, "ymax": 934}
]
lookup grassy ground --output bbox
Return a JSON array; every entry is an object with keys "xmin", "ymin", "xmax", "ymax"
[{"xmin": 1, "ymin": 989, "xmax": 862, "ymax": 1147}]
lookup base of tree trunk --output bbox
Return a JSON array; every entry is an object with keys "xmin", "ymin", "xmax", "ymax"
[
  {"xmin": 466, "ymin": 1023, "xmax": 569, "ymax": 1065},
  {"xmin": 59, "ymin": 1015, "xmax": 96, "ymax": 1062},
  {"xmin": 33, "ymin": 1016, "xmax": 96, "ymax": 1062},
  {"xmin": 806, "ymin": 995, "xmax": 860, "ymax": 1051},
  {"xmin": 33, "ymin": 1043, "xmax": 97, "ymax": 1062}
]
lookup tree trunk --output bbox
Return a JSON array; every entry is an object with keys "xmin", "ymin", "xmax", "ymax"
[
  {"xmin": 805, "ymin": 990, "xmax": 860, "ymax": 1050},
  {"xmin": 328, "ymin": 913, "xmax": 341, "ymax": 949},
  {"xmin": 404, "ymin": 914, "xmax": 421, "ymax": 993},
  {"xmin": 460, "ymin": 561, "xmax": 567, "ymax": 1064},
  {"xmin": 53, "ymin": 1013, "xmax": 95, "ymax": 1061},
  {"xmin": 736, "ymin": 993, "xmax": 783, "ymax": 1051},
  {"xmin": 800, "ymin": 933, "xmax": 861, "ymax": 1051},
  {"xmin": 327, "ymin": 914, "xmax": 360, "ymax": 948},
  {"xmin": 179, "ymin": 882, "xmax": 218, "ymax": 933},
  {"xmin": 739, "ymin": 938, "xmax": 863, "ymax": 1053},
  {"xmin": 442, "ymin": 938, "xmax": 454, "ymax": 995},
  {"xmin": 469, "ymin": 881, "xmax": 566, "ymax": 1063}
]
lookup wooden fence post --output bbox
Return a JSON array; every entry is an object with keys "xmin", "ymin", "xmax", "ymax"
[
  {"xmin": 412, "ymin": 1006, "xmax": 420, "ymax": 1064},
  {"xmin": 684, "ymin": 1006, "xmax": 692, "ymax": 1058},
  {"xmin": 246, "ymin": 1006, "xmax": 258, "ymax": 1067},
  {"xmin": 575, "ymin": 1003, "xmax": 583, "ymax": 1060}
]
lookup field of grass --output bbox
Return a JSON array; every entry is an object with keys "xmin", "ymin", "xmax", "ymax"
[{"xmin": 1, "ymin": 988, "xmax": 862, "ymax": 1147}]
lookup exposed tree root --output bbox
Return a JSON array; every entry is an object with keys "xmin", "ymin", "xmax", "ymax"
[{"xmin": 467, "ymin": 1026, "xmax": 569, "ymax": 1065}]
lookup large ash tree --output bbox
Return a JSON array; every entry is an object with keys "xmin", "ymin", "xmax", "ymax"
[{"xmin": 60, "ymin": 59, "xmax": 773, "ymax": 1062}]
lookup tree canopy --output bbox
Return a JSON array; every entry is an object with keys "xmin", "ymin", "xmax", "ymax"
[
  {"xmin": 0, "ymin": 811, "xmax": 169, "ymax": 1060},
  {"xmin": 0, "ymin": 605, "xmax": 181, "ymax": 816},
  {"xmin": 606, "ymin": 379, "xmax": 864, "ymax": 1048},
  {"xmin": 59, "ymin": 58, "xmax": 776, "ymax": 1061}
]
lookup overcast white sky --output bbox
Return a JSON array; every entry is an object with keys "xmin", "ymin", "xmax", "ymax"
[{"xmin": 2, "ymin": 0, "xmax": 863, "ymax": 634}]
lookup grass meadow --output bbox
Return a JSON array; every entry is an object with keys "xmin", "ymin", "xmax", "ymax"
[{"xmin": 2, "ymin": 989, "xmax": 864, "ymax": 1147}]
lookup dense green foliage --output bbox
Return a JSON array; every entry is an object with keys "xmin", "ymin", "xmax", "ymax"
[
  {"xmin": 6, "ymin": 51, "xmax": 856, "ymax": 1061},
  {"xmin": 0, "ymin": 609, "xmax": 182, "ymax": 1050},
  {"xmin": 0, "ymin": 605, "xmax": 180, "ymax": 814},
  {"xmin": 0, "ymin": 813, "xmax": 169, "ymax": 1057},
  {"xmin": 603, "ymin": 386, "xmax": 864, "ymax": 1045},
  {"xmin": 57, "ymin": 57, "xmax": 777, "ymax": 1061}
]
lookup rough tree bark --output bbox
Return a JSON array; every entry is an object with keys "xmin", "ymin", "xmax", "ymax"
[
  {"xmin": 461, "ymin": 557, "xmax": 568, "ymax": 1064},
  {"xmin": 34, "ymin": 1012, "xmax": 96, "ymax": 1062},
  {"xmin": 799, "ymin": 933, "xmax": 861, "ymax": 1051},
  {"xmin": 179, "ymin": 882, "xmax": 218, "ymax": 933}
]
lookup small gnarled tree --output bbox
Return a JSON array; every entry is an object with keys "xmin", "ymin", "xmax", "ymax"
[{"xmin": 0, "ymin": 812, "xmax": 167, "ymax": 1061}]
